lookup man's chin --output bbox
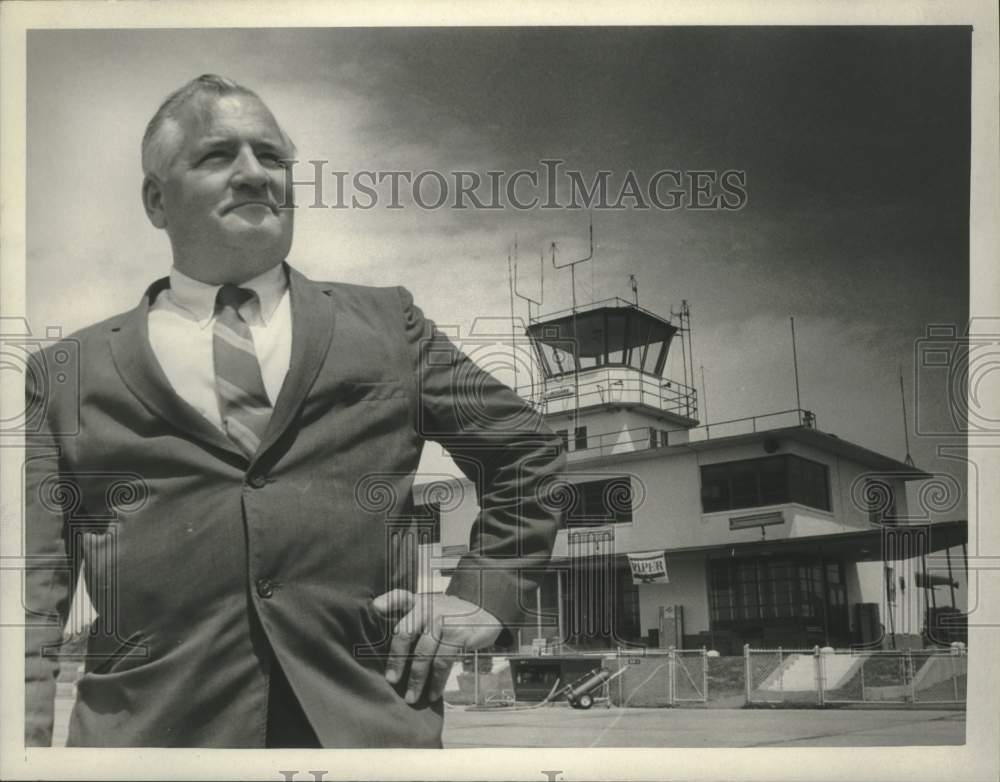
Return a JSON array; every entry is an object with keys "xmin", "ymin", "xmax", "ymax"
[{"xmin": 217, "ymin": 215, "xmax": 291, "ymax": 244}]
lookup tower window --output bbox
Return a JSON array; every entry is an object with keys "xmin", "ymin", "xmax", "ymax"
[
  {"xmin": 700, "ymin": 455, "xmax": 831, "ymax": 513},
  {"xmin": 565, "ymin": 477, "xmax": 633, "ymax": 527}
]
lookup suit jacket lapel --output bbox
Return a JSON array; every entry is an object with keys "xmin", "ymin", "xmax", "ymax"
[
  {"xmin": 255, "ymin": 265, "xmax": 335, "ymax": 458},
  {"xmin": 109, "ymin": 278, "xmax": 244, "ymax": 459}
]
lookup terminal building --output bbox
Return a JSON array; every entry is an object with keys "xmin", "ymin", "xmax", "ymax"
[{"xmin": 416, "ymin": 296, "xmax": 968, "ymax": 654}]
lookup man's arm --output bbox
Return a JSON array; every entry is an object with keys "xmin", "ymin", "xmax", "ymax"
[
  {"xmin": 377, "ymin": 287, "xmax": 565, "ymax": 703},
  {"xmin": 23, "ymin": 352, "xmax": 78, "ymax": 746}
]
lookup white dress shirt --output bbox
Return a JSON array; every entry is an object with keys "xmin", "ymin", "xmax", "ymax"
[{"xmin": 148, "ymin": 263, "xmax": 292, "ymax": 431}]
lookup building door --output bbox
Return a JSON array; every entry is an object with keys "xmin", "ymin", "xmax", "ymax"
[
  {"xmin": 562, "ymin": 557, "xmax": 641, "ymax": 649},
  {"xmin": 824, "ymin": 561, "xmax": 850, "ymax": 646}
]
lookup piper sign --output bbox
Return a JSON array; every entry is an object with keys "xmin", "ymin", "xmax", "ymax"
[{"xmin": 628, "ymin": 551, "xmax": 669, "ymax": 584}]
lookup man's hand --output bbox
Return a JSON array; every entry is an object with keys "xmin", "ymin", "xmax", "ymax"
[{"xmin": 371, "ymin": 589, "xmax": 503, "ymax": 705}]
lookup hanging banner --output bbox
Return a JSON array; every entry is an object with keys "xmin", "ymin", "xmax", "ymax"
[{"xmin": 628, "ymin": 550, "xmax": 669, "ymax": 584}]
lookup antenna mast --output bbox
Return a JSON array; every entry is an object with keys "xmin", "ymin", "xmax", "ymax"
[
  {"xmin": 899, "ymin": 366, "xmax": 915, "ymax": 467},
  {"xmin": 670, "ymin": 299, "xmax": 697, "ymax": 421},
  {"xmin": 701, "ymin": 364, "xmax": 709, "ymax": 436},
  {"xmin": 552, "ymin": 214, "xmax": 595, "ymax": 433},
  {"xmin": 514, "ymin": 239, "xmax": 545, "ymax": 404},
  {"xmin": 506, "ymin": 240, "xmax": 518, "ymax": 395},
  {"xmin": 790, "ymin": 316, "xmax": 802, "ymax": 419}
]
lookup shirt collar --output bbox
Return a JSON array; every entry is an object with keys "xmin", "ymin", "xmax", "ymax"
[{"xmin": 167, "ymin": 263, "xmax": 288, "ymax": 328}]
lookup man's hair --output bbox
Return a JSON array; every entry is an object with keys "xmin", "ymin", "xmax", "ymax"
[{"xmin": 140, "ymin": 74, "xmax": 294, "ymax": 179}]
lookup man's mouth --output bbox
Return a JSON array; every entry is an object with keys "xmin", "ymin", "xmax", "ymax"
[{"xmin": 225, "ymin": 201, "xmax": 277, "ymax": 214}]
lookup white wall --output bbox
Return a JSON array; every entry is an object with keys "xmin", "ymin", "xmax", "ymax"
[{"xmin": 636, "ymin": 552, "xmax": 710, "ymax": 638}]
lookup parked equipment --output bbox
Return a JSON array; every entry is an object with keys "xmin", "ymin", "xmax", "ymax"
[{"xmin": 554, "ymin": 666, "xmax": 628, "ymax": 709}]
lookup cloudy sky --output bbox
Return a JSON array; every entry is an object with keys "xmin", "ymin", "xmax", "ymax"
[{"xmin": 26, "ymin": 27, "xmax": 970, "ymax": 508}]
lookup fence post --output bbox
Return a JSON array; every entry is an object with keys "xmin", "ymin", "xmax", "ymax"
[
  {"xmin": 617, "ymin": 650, "xmax": 625, "ymax": 706},
  {"xmin": 702, "ymin": 647, "xmax": 708, "ymax": 704},
  {"xmin": 473, "ymin": 649, "xmax": 480, "ymax": 706},
  {"xmin": 907, "ymin": 649, "xmax": 916, "ymax": 703},
  {"xmin": 778, "ymin": 647, "xmax": 784, "ymax": 696},
  {"xmin": 814, "ymin": 646, "xmax": 825, "ymax": 707},
  {"xmin": 952, "ymin": 652, "xmax": 959, "ymax": 703},
  {"xmin": 743, "ymin": 644, "xmax": 751, "ymax": 704},
  {"xmin": 668, "ymin": 649, "xmax": 675, "ymax": 706}
]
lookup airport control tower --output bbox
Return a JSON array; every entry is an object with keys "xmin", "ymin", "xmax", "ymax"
[{"xmin": 522, "ymin": 297, "xmax": 699, "ymax": 457}]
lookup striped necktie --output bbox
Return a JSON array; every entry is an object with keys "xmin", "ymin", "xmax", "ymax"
[{"xmin": 213, "ymin": 284, "xmax": 273, "ymax": 458}]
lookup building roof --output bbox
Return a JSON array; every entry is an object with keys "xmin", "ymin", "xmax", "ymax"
[
  {"xmin": 684, "ymin": 426, "xmax": 931, "ymax": 477},
  {"xmin": 568, "ymin": 424, "xmax": 931, "ymax": 479},
  {"xmin": 526, "ymin": 302, "xmax": 677, "ymax": 358},
  {"xmin": 543, "ymin": 519, "xmax": 968, "ymax": 565}
]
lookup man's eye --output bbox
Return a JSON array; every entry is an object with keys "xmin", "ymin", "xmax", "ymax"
[
  {"xmin": 199, "ymin": 151, "xmax": 229, "ymax": 164},
  {"xmin": 259, "ymin": 154, "xmax": 283, "ymax": 167}
]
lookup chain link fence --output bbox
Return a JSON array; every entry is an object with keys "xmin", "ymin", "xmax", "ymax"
[
  {"xmin": 449, "ymin": 649, "xmax": 708, "ymax": 708},
  {"xmin": 445, "ymin": 645, "xmax": 966, "ymax": 709},
  {"xmin": 745, "ymin": 645, "xmax": 967, "ymax": 706}
]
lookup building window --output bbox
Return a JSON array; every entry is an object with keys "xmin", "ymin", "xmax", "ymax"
[
  {"xmin": 412, "ymin": 501, "xmax": 441, "ymax": 544},
  {"xmin": 649, "ymin": 427, "xmax": 659, "ymax": 448},
  {"xmin": 700, "ymin": 455, "xmax": 831, "ymax": 513},
  {"xmin": 574, "ymin": 426, "xmax": 588, "ymax": 451},
  {"xmin": 555, "ymin": 429, "xmax": 569, "ymax": 452},
  {"xmin": 709, "ymin": 556, "xmax": 836, "ymax": 624},
  {"xmin": 566, "ymin": 477, "xmax": 633, "ymax": 527}
]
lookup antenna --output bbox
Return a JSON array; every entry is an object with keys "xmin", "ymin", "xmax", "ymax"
[
  {"xmin": 513, "ymin": 240, "xmax": 544, "ymax": 319},
  {"xmin": 701, "ymin": 364, "xmax": 709, "ymax": 436},
  {"xmin": 628, "ymin": 274, "xmax": 638, "ymax": 307},
  {"xmin": 899, "ymin": 366, "xmax": 915, "ymax": 467},
  {"xmin": 514, "ymin": 239, "xmax": 545, "ymax": 403},
  {"xmin": 507, "ymin": 242, "xmax": 518, "ymax": 395},
  {"xmin": 671, "ymin": 300, "xmax": 697, "ymax": 421},
  {"xmin": 790, "ymin": 316, "xmax": 802, "ymax": 418},
  {"xmin": 684, "ymin": 301, "xmax": 696, "ymax": 419},
  {"xmin": 551, "ymin": 214, "xmax": 595, "ymax": 432}
]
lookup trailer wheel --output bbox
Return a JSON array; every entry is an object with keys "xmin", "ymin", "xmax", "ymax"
[{"xmin": 575, "ymin": 693, "xmax": 594, "ymax": 710}]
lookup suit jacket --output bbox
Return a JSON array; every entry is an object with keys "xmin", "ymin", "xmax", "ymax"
[{"xmin": 23, "ymin": 265, "xmax": 564, "ymax": 747}]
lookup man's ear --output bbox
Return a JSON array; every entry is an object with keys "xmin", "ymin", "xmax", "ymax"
[{"xmin": 142, "ymin": 175, "xmax": 168, "ymax": 229}]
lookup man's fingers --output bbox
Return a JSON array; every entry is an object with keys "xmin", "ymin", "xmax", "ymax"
[
  {"xmin": 426, "ymin": 638, "xmax": 464, "ymax": 703},
  {"xmin": 384, "ymin": 605, "xmax": 422, "ymax": 685},
  {"xmin": 379, "ymin": 594, "xmax": 504, "ymax": 706},
  {"xmin": 371, "ymin": 588, "xmax": 415, "ymax": 619},
  {"xmin": 403, "ymin": 631, "xmax": 441, "ymax": 704}
]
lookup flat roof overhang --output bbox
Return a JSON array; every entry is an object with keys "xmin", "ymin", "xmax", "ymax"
[
  {"xmin": 565, "ymin": 424, "xmax": 932, "ymax": 477},
  {"xmin": 544, "ymin": 519, "xmax": 967, "ymax": 567},
  {"xmin": 684, "ymin": 426, "xmax": 930, "ymax": 477},
  {"xmin": 526, "ymin": 305, "xmax": 677, "ymax": 358}
]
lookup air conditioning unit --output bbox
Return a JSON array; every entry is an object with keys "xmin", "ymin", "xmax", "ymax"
[
  {"xmin": 729, "ymin": 510, "xmax": 785, "ymax": 531},
  {"xmin": 545, "ymin": 387, "xmax": 574, "ymax": 400}
]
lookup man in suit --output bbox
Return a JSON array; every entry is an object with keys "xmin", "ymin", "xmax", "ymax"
[{"xmin": 23, "ymin": 74, "xmax": 564, "ymax": 747}]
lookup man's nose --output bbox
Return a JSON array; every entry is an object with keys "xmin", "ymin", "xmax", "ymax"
[{"xmin": 230, "ymin": 147, "xmax": 270, "ymax": 190}]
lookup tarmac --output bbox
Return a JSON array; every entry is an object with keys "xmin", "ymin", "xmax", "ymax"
[
  {"xmin": 52, "ymin": 688, "xmax": 965, "ymax": 748},
  {"xmin": 441, "ymin": 703, "xmax": 966, "ymax": 747}
]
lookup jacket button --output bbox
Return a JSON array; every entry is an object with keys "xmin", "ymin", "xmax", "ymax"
[
  {"xmin": 247, "ymin": 473, "xmax": 267, "ymax": 489},
  {"xmin": 256, "ymin": 578, "xmax": 274, "ymax": 598}
]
